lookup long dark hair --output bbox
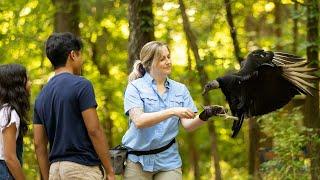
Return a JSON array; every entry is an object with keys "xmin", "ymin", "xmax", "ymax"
[{"xmin": 0, "ymin": 64, "xmax": 30, "ymax": 136}]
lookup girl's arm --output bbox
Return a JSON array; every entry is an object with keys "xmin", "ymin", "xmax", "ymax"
[
  {"xmin": 3, "ymin": 124, "xmax": 25, "ymax": 180},
  {"xmin": 129, "ymin": 107, "xmax": 195, "ymax": 128}
]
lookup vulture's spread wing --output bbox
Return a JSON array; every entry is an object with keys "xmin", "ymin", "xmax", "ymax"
[{"xmin": 241, "ymin": 64, "xmax": 299, "ymax": 116}]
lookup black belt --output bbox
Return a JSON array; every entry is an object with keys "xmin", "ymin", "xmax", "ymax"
[
  {"xmin": 99, "ymin": 165, "xmax": 105, "ymax": 177},
  {"xmin": 128, "ymin": 139, "xmax": 176, "ymax": 156}
]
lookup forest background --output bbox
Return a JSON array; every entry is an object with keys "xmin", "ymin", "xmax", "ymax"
[{"xmin": 0, "ymin": 0, "xmax": 319, "ymax": 179}]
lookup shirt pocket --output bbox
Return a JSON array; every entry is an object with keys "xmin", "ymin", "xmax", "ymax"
[
  {"xmin": 169, "ymin": 94, "xmax": 184, "ymax": 108},
  {"xmin": 141, "ymin": 94, "xmax": 159, "ymax": 112}
]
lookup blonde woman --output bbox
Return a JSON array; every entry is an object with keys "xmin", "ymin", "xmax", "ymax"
[{"xmin": 122, "ymin": 41, "xmax": 224, "ymax": 179}]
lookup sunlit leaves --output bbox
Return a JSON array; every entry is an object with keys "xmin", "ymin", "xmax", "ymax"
[
  {"xmin": 162, "ymin": 2, "xmax": 179, "ymax": 11},
  {"xmin": 19, "ymin": 7, "xmax": 32, "ymax": 17},
  {"xmin": 264, "ymin": 2, "xmax": 275, "ymax": 12},
  {"xmin": 2, "ymin": 11, "xmax": 15, "ymax": 20},
  {"xmin": 100, "ymin": 16, "xmax": 116, "ymax": 29}
]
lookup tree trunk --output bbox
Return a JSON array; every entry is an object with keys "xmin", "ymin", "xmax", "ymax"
[
  {"xmin": 185, "ymin": 45, "xmax": 200, "ymax": 180},
  {"xmin": 128, "ymin": 0, "xmax": 155, "ymax": 71},
  {"xmin": 224, "ymin": 0, "xmax": 243, "ymax": 64},
  {"xmin": 248, "ymin": 117, "xmax": 261, "ymax": 180},
  {"xmin": 102, "ymin": 96, "xmax": 113, "ymax": 147},
  {"xmin": 178, "ymin": 0, "xmax": 222, "ymax": 179},
  {"xmin": 274, "ymin": 0, "xmax": 282, "ymax": 50},
  {"xmin": 186, "ymin": 132, "xmax": 200, "ymax": 180},
  {"xmin": 285, "ymin": 2, "xmax": 300, "ymax": 111},
  {"xmin": 224, "ymin": 1, "xmax": 261, "ymax": 177},
  {"xmin": 90, "ymin": 0, "xmax": 113, "ymax": 147},
  {"xmin": 52, "ymin": 0, "xmax": 80, "ymax": 36},
  {"xmin": 304, "ymin": 0, "xmax": 320, "ymax": 179},
  {"xmin": 292, "ymin": 2, "xmax": 299, "ymax": 54},
  {"xmin": 91, "ymin": 39, "xmax": 114, "ymax": 147}
]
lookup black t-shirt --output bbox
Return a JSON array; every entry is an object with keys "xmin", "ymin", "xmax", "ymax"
[{"xmin": 33, "ymin": 73, "xmax": 100, "ymax": 165}]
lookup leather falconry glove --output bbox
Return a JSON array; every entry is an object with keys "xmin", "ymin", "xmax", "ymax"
[{"xmin": 199, "ymin": 105, "xmax": 227, "ymax": 121}]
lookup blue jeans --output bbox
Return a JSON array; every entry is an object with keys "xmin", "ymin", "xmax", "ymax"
[{"xmin": 0, "ymin": 160, "xmax": 13, "ymax": 180}]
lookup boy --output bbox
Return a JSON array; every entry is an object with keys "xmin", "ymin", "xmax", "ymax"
[{"xmin": 33, "ymin": 32, "xmax": 115, "ymax": 180}]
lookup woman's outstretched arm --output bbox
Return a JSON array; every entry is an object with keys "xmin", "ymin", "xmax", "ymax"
[{"xmin": 129, "ymin": 107, "xmax": 195, "ymax": 128}]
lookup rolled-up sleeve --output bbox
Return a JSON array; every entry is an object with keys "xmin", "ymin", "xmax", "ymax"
[
  {"xmin": 182, "ymin": 85, "xmax": 198, "ymax": 113},
  {"xmin": 124, "ymin": 83, "xmax": 144, "ymax": 115}
]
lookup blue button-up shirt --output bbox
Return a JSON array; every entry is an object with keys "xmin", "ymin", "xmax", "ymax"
[{"xmin": 122, "ymin": 73, "xmax": 198, "ymax": 172}]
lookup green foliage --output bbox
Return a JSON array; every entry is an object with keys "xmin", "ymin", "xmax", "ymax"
[
  {"xmin": 258, "ymin": 108, "xmax": 311, "ymax": 179},
  {"xmin": 80, "ymin": 0, "xmax": 129, "ymax": 147}
]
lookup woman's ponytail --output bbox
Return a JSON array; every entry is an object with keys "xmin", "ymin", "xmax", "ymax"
[{"xmin": 128, "ymin": 60, "xmax": 146, "ymax": 82}]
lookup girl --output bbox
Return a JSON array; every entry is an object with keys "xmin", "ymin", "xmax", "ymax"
[{"xmin": 0, "ymin": 64, "xmax": 30, "ymax": 180}]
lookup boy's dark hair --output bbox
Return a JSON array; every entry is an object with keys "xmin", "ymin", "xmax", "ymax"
[{"xmin": 45, "ymin": 32, "xmax": 83, "ymax": 69}]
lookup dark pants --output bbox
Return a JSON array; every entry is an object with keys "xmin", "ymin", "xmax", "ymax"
[{"xmin": 0, "ymin": 160, "xmax": 13, "ymax": 180}]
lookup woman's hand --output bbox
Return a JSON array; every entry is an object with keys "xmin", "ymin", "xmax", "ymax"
[{"xmin": 171, "ymin": 107, "xmax": 195, "ymax": 119}]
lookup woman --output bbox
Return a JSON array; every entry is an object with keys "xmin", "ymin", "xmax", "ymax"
[
  {"xmin": 0, "ymin": 64, "xmax": 30, "ymax": 180},
  {"xmin": 122, "ymin": 41, "xmax": 224, "ymax": 179}
]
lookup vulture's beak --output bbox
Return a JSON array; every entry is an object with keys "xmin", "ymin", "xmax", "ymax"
[{"xmin": 202, "ymin": 80, "xmax": 220, "ymax": 95}]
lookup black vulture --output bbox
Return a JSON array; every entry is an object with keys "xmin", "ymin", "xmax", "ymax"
[{"xmin": 203, "ymin": 49, "xmax": 318, "ymax": 138}]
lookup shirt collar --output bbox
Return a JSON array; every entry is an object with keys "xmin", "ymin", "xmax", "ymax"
[{"xmin": 143, "ymin": 72, "xmax": 171, "ymax": 89}]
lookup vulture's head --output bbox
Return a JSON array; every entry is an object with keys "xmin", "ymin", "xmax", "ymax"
[
  {"xmin": 202, "ymin": 75, "xmax": 242, "ymax": 95},
  {"xmin": 202, "ymin": 80, "xmax": 219, "ymax": 95},
  {"xmin": 247, "ymin": 49, "xmax": 274, "ymax": 64}
]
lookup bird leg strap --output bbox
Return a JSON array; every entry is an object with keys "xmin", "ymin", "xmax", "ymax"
[{"xmin": 216, "ymin": 113, "xmax": 239, "ymax": 121}]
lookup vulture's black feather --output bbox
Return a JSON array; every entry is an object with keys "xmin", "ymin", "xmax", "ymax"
[{"xmin": 203, "ymin": 49, "xmax": 319, "ymax": 138}]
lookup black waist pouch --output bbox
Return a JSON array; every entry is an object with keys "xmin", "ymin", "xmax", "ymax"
[
  {"xmin": 109, "ymin": 145, "xmax": 128, "ymax": 175},
  {"xmin": 109, "ymin": 139, "xmax": 176, "ymax": 175}
]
